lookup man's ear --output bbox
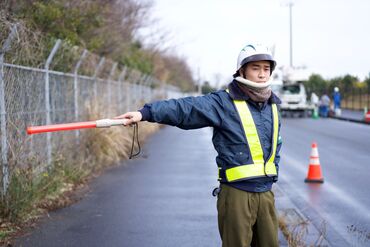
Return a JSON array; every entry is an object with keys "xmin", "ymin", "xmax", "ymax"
[{"xmin": 239, "ymin": 66, "xmax": 246, "ymax": 79}]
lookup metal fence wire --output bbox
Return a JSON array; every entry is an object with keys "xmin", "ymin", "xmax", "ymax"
[{"xmin": 0, "ymin": 25, "xmax": 187, "ymax": 195}]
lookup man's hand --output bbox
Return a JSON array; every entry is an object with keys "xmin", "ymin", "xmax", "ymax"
[{"xmin": 114, "ymin": 111, "xmax": 142, "ymax": 126}]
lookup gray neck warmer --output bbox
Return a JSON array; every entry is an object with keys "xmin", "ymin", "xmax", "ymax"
[{"xmin": 235, "ymin": 76, "xmax": 272, "ymax": 102}]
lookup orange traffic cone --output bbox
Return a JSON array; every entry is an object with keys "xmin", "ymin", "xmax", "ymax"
[{"xmin": 304, "ymin": 142, "xmax": 324, "ymax": 183}]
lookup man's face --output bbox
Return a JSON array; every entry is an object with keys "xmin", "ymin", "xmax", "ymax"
[{"xmin": 241, "ymin": 61, "xmax": 271, "ymax": 83}]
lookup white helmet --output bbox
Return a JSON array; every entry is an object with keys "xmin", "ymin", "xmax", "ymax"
[
  {"xmin": 334, "ymin": 87, "xmax": 339, "ymax": 92},
  {"xmin": 234, "ymin": 42, "xmax": 276, "ymax": 77}
]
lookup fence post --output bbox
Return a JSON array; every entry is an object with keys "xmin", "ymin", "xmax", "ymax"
[
  {"xmin": 134, "ymin": 71, "xmax": 139, "ymax": 107},
  {"xmin": 93, "ymin": 57, "xmax": 105, "ymax": 101},
  {"xmin": 108, "ymin": 62, "xmax": 117, "ymax": 116},
  {"xmin": 118, "ymin": 67, "xmax": 127, "ymax": 112},
  {"xmin": 342, "ymin": 88, "xmax": 346, "ymax": 109},
  {"xmin": 143, "ymin": 75, "xmax": 149, "ymax": 103},
  {"xmin": 366, "ymin": 84, "xmax": 370, "ymax": 109},
  {"xmin": 139, "ymin": 74, "xmax": 147, "ymax": 105},
  {"xmin": 0, "ymin": 24, "xmax": 18, "ymax": 196},
  {"xmin": 45, "ymin": 39, "xmax": 61, "ymax": 167},
  {"xmin": 144, "ymin": 75, "xmax": 152, "ymax": 103},
  {"xmin": 139, "ymin": 74, "xmax": 145, "ymax": 103},
  {"xmin": 132, "ymin": 70, "xmax": 139, "ymax": 107},
  {"xmin": 148, "ymin": 76, "xmax": 154, "ymax": 101},
  {"xmin": 360, "ymin": 87, "xmax": 363, "ymax": 110},
  {"xmin": 126, "ymin": 69, "xmax": 132, "ymax": 112},
  {"xmin": 73, "ymin": 49, "xmax": 87, "ymax": 141},
  {"xmin": 160, "ymin": 79, "xmax": 167, "ymax": 100}
]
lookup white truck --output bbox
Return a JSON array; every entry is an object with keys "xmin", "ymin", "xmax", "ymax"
[
  {"xmin": 271, "ymin": 68, "xmax": 313, "ymax": 117},
  {"xmin": 279, "ymin": 82, "xmax": 312, "ymax": 117}
]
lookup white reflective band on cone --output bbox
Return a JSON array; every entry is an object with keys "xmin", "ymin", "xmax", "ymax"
[
  {"xmin": 311, "ymin": 147, "xmax": 319, "ymax": 157},
  {"xmin": 309, "ymin": 158, "xmax": 320, "ymax": 165},
  {"xmin": 96, "ymin": 119, "xmax": 127, "ymax": 128}
]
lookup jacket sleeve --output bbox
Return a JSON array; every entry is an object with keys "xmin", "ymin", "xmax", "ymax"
[{"xmin": 140, "ymin": 92, "xmax": 225, "ymax": 129}]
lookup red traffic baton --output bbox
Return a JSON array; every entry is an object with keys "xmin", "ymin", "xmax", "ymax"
[{"xmin": 27, "ymin": 119, "xmax": 128, "ymax": 135}]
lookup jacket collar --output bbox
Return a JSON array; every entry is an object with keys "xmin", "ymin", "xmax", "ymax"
[{"xmin": 227, "ymin": 80, "xmax": 281, "ymax": 104}]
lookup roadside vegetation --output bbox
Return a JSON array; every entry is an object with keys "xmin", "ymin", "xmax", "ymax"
[
  {"xmin": 0, "ymin": 0, "xmax": 193, "ymax": 243},
  {"xmin": 278, "ymin": 214, "xmax": 326, "ymax": 247},
  {"xmin": 304, "ymin": 73, "xmax": 370, "ymax": 110},
  {"xmin": 0, "ymin": 96, "xmax": 161, "ymax": 244},
  {"xmin": 0, "ymin": 0, "xmax": 196, "ymax": 91},
  {"xmin": 1, "ymin": 0, "xmax": 368, "ymax": 245}
]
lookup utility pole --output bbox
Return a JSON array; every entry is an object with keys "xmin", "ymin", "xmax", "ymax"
[
  {"xmin": 288, "ymin": 1, "xmax": 294, "ymax": 68},
  {"xmin": 282, "ymin": 1, "xmax": 294, "ymax": 68}
]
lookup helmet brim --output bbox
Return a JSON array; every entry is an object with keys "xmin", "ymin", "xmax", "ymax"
[
  {"xmin": 233, "ymin": 54, "xmax": 277, "ymax": 77},
  {"xmin": 240, "ymin": 54, "xmax": 276, "ymax": 69}
]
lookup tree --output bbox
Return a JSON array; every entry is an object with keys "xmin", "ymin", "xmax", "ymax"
[
  {"xmin": 1, "ymin": 0, "xmax": 197, "ymax": 91},
  {"xmin": 364, "ymin": 72, "xmax": 370, "ymax": 90},
  {"xmin": 304, "ymin": 74, "xmax": 327, "ymax": 95},
  {"xmin": 201, "ymin": 81, "xmax": 216, "ymax": 94},
  {"xmin": 332, "ymin": 74, "xmax": 358, "ymax": 93}
]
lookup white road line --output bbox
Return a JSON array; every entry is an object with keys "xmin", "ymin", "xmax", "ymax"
[{"xmin": 281, "ymin": 154, "xmax": 370, "ymax": 221}]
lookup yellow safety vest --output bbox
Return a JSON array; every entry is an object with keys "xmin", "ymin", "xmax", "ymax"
[{"xmin": 220, "ymin": 95, "xmax": 279, "ymax": 182}]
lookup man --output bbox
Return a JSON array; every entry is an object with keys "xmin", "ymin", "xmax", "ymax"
[
  {"xmin": 333, "ymin": 87, "xmax": 341, "ymax": 116},
  {"xmin": 319, "ymin": 93, "xmax": 330, "ymax": 118},
  {"xmin": 115, "ymin": 42, "xmax": 282, "ymax": 247}
]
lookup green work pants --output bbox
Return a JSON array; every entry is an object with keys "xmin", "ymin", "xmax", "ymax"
[{"xmin": 217, "ymin": 184, "xmax": 278, "ymax": 247}]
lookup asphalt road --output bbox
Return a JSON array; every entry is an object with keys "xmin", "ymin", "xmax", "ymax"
[
  {"xmin": 17, "ymin": 127, "xmax": 221, "ymax": 247},
  {"xmin": 16, "ymin": 117, "xmax": 370, "ymax": 247},
  {"xmin": 279, "ymin": 117, "xmax": 370, "ymax": 246}
]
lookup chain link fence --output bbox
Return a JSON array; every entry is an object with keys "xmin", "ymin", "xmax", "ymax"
[{"xmin": 0, "ymin": 25, "xmax": 188, "ymax": 196}]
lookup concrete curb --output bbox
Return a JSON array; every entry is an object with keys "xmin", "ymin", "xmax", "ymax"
[
  {"xmin": 329, "ymin": 115, "xmax": 369, "ymax": 125},
  {"xmin": 274, "ymin": 184, "xmax": 331, "ymax": 246}
]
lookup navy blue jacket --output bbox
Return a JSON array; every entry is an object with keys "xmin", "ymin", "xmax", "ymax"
[{"xmin": 140, "ymin": 80, "xmax": 282, "ymax": 192}]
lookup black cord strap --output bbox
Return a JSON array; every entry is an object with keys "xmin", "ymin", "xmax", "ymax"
[{"xmin": 129, "ymin": 123, "xmax": 141, "ymax": 159}]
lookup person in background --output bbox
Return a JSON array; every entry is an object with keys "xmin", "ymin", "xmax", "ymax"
[
  {"xmin": 115, "ymin": 42, "xmax": 282, "ymax": 247},
  {"xmin": 311, "ymin": 92, "xmax": 319, "ymax": 107},
  {"xmin": 333, "ymin": 87, "xmax": 341, "ymax": 116},
  {"xmin": 310, "ymin": 92, "xmax": 319, "ymax": 118},
  {"xmin": 319, "ymin": 93, "xmax": 331, "ymax": 117}
]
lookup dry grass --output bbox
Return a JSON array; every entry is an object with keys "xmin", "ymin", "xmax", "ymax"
[
  {"xmin": 278, "ymin": 214, "xmax": 326, "ymax": 247},
  {"xmin": 80, "ymin": 121, "xmax": 159, "ymax": 168},
  {"xmin": 347, "ymin": 224, "xmax": 370, "ymax": 246},
  {"xmin": 79, "ymin": 103, "xmax": 160, "ymax": 168},
  {"xmin": 0, "ymin": 102, "xmax": 161, "ymax": 244},
  {"xmin": 279, "ymin": 215, "xmax": 308, "ymax": 247}
]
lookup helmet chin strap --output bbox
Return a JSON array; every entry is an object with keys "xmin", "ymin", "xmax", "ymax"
[{"xmin": 235, "ymin": 76, "xmax": 271, "ymax": 89}]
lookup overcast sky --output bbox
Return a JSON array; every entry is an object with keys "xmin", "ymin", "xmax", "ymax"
[{"xmin": 146, "ymin": 0, "xmax": 370, "ymax": 85}]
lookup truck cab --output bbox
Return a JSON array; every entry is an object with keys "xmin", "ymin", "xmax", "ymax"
[{"xmin": 279, "ymin": 82, "xmax": 311, "ymax": 117}]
